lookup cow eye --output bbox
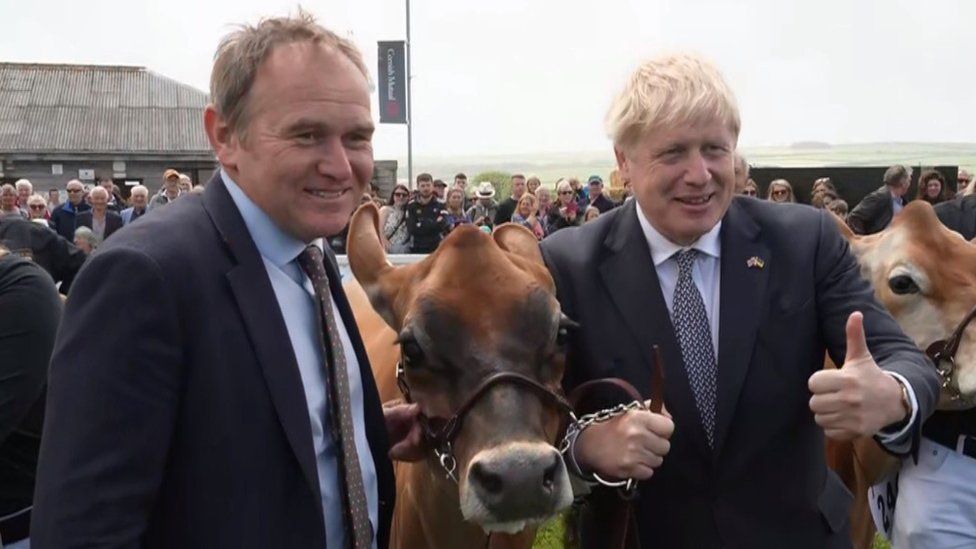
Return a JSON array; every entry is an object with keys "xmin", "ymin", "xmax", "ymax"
[
  {"xmin": 556, "ymin": 315, "xmax": 579, "ymax": 347},
  {"xmin": 888, "ymin": 275, "xmax": 920, "ymax": 295},
  {"xmin": 399, "ymin": 338, "xmax": 425, "ymax": 366}
]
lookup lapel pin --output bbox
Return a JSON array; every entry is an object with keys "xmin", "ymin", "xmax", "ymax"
[{"xmin": 746, "ymin": 256, "xmax": 765, "ymax": 269}]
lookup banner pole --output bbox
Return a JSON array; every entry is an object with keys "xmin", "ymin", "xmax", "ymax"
[{"xmin": 405, "ymin": 0, "xmax": 413, "ymax": 188}]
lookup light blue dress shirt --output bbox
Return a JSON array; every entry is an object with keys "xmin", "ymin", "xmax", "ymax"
[
  {"xmin": 223, "ymin": 170, "xmax": 378, "ymax": 548},
  {"xmin": 633, "ymin": 202, "xmax": 917, "ymax": 451}
]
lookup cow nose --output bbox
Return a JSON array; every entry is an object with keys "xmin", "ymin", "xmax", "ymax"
[{"xmin": 466, "ymin": 445, "xmax": 568, "ymax": 520}]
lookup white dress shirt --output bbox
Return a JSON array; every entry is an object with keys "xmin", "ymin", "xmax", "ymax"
[{"xmin": 223, "ymin": 170, "xmax": 378, "ymax": 548}]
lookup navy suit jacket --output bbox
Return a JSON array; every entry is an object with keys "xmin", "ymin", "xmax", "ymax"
[
  {"xmin": 541, "ymin": 198, "xmax": 940, "ymax": 549},
  {"xmin": 75, "ymin": 210, "xmax": 124, "ymax": 240},
  {"xmin": 32, "ymin": 175, "xmax": 395, "ymax": 548}
]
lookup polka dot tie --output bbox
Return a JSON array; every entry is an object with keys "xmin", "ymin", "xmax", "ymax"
[
  {"xmin": 671, "ymin": 249, "xmax": 717, "ymax": 449},
  {"xmin": 297, "ymin": 245, "xmax": 373, "ymax": 548}
]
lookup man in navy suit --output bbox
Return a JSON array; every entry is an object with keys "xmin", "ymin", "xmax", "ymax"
[
  {"xmin": 32, "ymin": 13, "xmax": 420, "ymax": 548},
  {"xmin": 542, "ymin": 54, "xmax": 941, "ymax": 548}
]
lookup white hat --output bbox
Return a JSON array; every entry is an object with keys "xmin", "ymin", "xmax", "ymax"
[{"xmin": 475, "ymin": 181, "xmax": 496, "ymax": 199}]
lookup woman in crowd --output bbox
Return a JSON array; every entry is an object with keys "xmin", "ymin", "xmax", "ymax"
[
  {"xmin": 916, "ymin": 169, "xmax": 947, "ymax": 205},
  {"xmin": 73, "ymin": 226, "xmax": 99, "ymax": 255},
  {"xmin": 534, "ymin": 187, "xmax": 554, "ymax": 234},
  {"xmin": 0, "ymin": 185, "xmax": 27, "ymax": 220},
  {"xmin": 526, "ymin": 176, "xmax": 542, "ymax": 196},
  {"xmin": 767, "ymin": 178, "xmax": 796, "ymax": 203},
  {"xmin": 443, "ymin": 188, "xmax": 471, "ymax": 235},
  {"xmin": 178, "ymin": 174, "xmax": 194, "ymax": 194},
  {"xmin": 511, "ymin": 193, "xmax": 545, "ymax": 240},
  {"xmin": 379, "ymin": 183, "xmax": 411, "ymax": 254},
  {"xmin": 26, "ymin": 194, "xmax": 52, "ymax": 226},
  {"xmin": 740, "ymin": 179, "xmax": 759, "ymax": 197},
  {"xmin": 549, "ymin": 179, "xmax": 581, "ymax": 233},
  {"xmin": 827, "ymin": 198, "xmax": 849, "ymax": 221},
  {"xmin": 583, "ymin": 206, "xmax": 601, "ymax": 223}
]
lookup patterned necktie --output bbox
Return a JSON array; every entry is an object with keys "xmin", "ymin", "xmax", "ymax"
[
  {"xmin": 671, "ymin": 249, "xmax": 718, "ymax": 448},
  {"xmin": 296, "ymin": 245, "xmax": 373, "ymax": 548}
]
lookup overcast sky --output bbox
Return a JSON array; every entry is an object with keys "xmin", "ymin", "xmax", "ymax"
[{"xmin": 3, "ymin": 0, "xmax": 975, "ymax": 159}]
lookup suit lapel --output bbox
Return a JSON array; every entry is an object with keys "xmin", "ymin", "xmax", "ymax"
[
  {"xmin": 597, "ymin": 200, "xmax": 712, "ymax": 458},
  {"xmin": 202, "ymin": 176, "xmax": 324, "ymax": 521},
  {"xmin": 712, "ymin": 200, "xmax": 769, "ymax": 457}
]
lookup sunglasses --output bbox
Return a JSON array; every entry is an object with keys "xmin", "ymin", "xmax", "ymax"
[
  {"xmin": 67, "ymin": 189, "xmax": 83, "ymax": 194},
  {"xmin": 558, "ymin": 190, "xmax": 573, "ymax": 195},
  {"xmin": 772, "ymin": 189, "xmax": 788, "ymax": 196},
  {"xmin": 960, "ymin": 178, "xmax": 972, "ymax": 184},
  {"xmin": 743, "ymin": 190, "xmax": 757, "ymax": 196},
  {"xmin": 29, "ymin": 204, "xmax": 46, "ymax": 210}
]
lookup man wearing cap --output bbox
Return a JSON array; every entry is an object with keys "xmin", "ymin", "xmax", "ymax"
[
  {"xmin": 149, "ymin": 169, "xmax": 184, "ymax": 211},
  {"xmin": 466, "ymin": 182, "xmax": 499, "ymax": 230},
  {"xmin": 432, "ymin": 179, "xmax": 448, "ymax": 203},
  {"xmin": 493, "ymin": 174, "xmax": 527, "ymax": 225},
  {"xmin": 586, "ymin": 175, "xmax": 617, "ymax": 214}
]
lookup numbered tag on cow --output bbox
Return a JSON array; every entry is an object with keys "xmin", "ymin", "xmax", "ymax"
[{"xmin": 868, "ymin": 472, "xmax": 900, "ymax": 540}]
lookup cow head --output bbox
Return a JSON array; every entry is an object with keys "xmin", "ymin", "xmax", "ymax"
[
  {"xmin": 347, "ymin": 204, "xmax": 574, "ymax": 532},
  {"xmin": 836, "ymin": 201, "xmax": 976, "ymax": 409}
]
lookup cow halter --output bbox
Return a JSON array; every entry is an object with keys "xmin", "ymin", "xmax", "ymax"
[
  {"xmin": 925, "ymin": 304, "xmax": 976, "ymax": 405},
  {"xmin": 395, "ymin": 360, "xmax": 575, "ymax": 483}
]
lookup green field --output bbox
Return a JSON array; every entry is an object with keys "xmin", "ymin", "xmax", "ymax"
[{"xmin": 393, "ymin": 142, "xmax": 976, "ymax": 186}]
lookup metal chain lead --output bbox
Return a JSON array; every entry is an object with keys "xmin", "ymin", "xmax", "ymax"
[{"xmin": 559, "ymin": 400, "xmax": 646, "ymax": 491}]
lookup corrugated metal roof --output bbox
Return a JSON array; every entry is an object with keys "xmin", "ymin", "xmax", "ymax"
[{"xmin": 0, "ymin": 63, "xmax": 210, "ymax": 154}]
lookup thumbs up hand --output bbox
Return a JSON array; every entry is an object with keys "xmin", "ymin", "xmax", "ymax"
[{"xmin": 808, "ymin": 312, "xmax": 910, "ymax": 441}]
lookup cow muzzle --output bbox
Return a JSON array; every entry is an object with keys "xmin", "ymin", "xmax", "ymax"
[{"xmin": 459, "ymin": 442, "xmax": 573, "ymax": 533}]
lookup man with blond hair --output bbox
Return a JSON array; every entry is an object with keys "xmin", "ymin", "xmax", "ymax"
[
  {"xmin": 33, "ymin": 11, "xmax": 417, "ymax": 548},
  {"xmin": 541, "ymin": 53, "xmax": 939, "ymax": 547}
]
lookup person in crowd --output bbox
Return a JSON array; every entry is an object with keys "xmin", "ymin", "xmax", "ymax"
[
  {"xmin": 14, "ymin": 180, "xmax": 33, "ymax": 213},
  {"xmin": 826, "ymin": 198, "xmax": 849, "ymax": 221},
  {"xmin": 535, "ymin": 186, "xmax": 554, "ymax": 234},
  {"xmin": 97, "ymin": 177, "xmax": 124, "ymax": 213},
  {"xmin": 149, "ymin": 169, "xmax": 183, "ymax": 211},
  {"xmin": 442, "ymin": 187, "xmax": 471, "ymax": 235},
  {"xmin": 190, "ymin": 185, "xmax": 205, "ymax": 196},
  {"xmin": 178, "ymin": 174, "xmax": 194, "ymax": 194},
  {"xmin": 76, "ymin": 187, "xmax": 123, "ymax": 242},
  {"xmin": 46, "ymin": 188, "xmax": 61, "ymax": 213},
  {"xmin": 957, "ymin": 168, "xmax": 972, "ymax": 198},
  {"xmin": 49, "ymin": 179, "xmax": 91, "ymax": 243},
  {"xmin": 621, "ymin": 179, "xmax": 634, "ymax": 202},
  {"xmin": 1, "ymin": 185, "xmax": 28, "ymax": 220},
  {"xmin": 568, "ymin": 176, "xmax": 589, "ymax": 209},
  {"xmin": 72, "ymin": 226, "xmax": 99, "ymax": 254},
  {"xmin": 848, "ymin": 164, "xmax": 912, "ymax": 235},
  {"xmin": 453, "ymin": 172, "xmax": 471, "ymax": 211},
  {"xmin": 467, "ymin": 181, "xmax": 499, "ymax": 230},
  {"xmin": 812, "ymin": 177, "xmax": 836, "ymax": 196},
  {"xmin": 0, "ymin": 246, "xmax": 62, "ymax": 549},
  {"xmin": 26, "ymin": 194, "xmax": 51, "ymax": 226},
  {"xmin": 740, "ymin": 178, "xmax": 759, "ymax": 197},
  {"xmin": 379, "ymin": 183, "xmax": 411, "ymax": 253},
  {"xmin": 0, "ymin": 214, "xmax": 86, "ymax": 294},
  {"xmin": 541, "ymin": 52, "xmax": 939, "ymax": 549},
  {"xmin": 121, "ymin": 185, "xmax": 150, "ymax": 225},
  {"xmin": 583, "ymin": 205, "xmax": 601, "ymax": 223},
  {"xmin": 811, "ymin": 189, "xmax": 839, "ymax": 209},
  {"xmin": 32, "ymin": 12, "xmax": 419, "ymax": 548},
  {"xmin": 406, "ymin": 173, "xmax": 448, "ymax": 253},
  {"xmin": 526, "ymin": 175, "xmax": 542, "ymax": 195},
  {"xmin": 548, "ymin": 178, "xmax": 581, "ymax": 233},
  {"xmin": 432, "ymin": 179, "xmax": 448, "ymax": 203},
  {"xmin": 511, "ymin": 193, "xmax": 544, "ymax": 240},
  {"xmin": 766, "ymin": 178, "xmax": 795, "ymax": 203},
  {"xmin": 733, "ymin": 153, "xmax": 749, "ymax": 193},
  {"xmin": 586, "ymin": 175, "xmax": 617, "ymax": 213},
  {"xmin": 494, "ymin": 173, "xmax": 527, "ymax": 225},
  {"xmin": 915, "ymin": 169, "xmax": 947, "ymax": 205}
]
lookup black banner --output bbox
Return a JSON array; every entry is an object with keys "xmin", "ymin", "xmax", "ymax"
[{"xmin": 377, "ymin": 41, "xmax": 407, "ymax": 124}]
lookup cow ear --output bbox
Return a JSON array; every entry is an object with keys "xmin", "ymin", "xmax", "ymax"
[
  {"xmin": 493, "ymin": 223, "xmax": 545, "ymax": 267},
  {"xmin": 829, "ymin": 210, "xmax": 856, "ymax": 242},
  {"xmin": 347, "ymin": 203, "xmax": 408, "ymax": 329}
]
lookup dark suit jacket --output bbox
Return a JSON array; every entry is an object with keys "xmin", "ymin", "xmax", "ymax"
[
  {"xmin": 847, "ymin": 185, "xmax": 905, "ymax": 235},
  {"xmin": 0, "ymin": 217, "xmax": 86, "ymax": 294},
  {"xmin": 32, "ymin": 175, "xmax": 395, "ymax": 548},
  {"xmin": 540, "ymin": 198, "xmax": 940, "ymax": 549},
  {"xmin": 935, "ymin": 194, "xmax": 976, "ymax": 240},
  {"xmin": 75, "ymin": 210, "xmax": 124, "ymax": 240}
]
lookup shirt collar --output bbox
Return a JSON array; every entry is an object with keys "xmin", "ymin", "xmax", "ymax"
[
  {"xmin": 221, "ymin": 168, "xmax": 322, "ymax": 267},
  {"xmin": 634, "ymin": 200, "xmax": 722, "ymax": 267}
]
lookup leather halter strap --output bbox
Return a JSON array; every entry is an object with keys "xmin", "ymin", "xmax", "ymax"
[{"xmin": 925, "ymin": 304, "xmax": 976, "ymax": 402}]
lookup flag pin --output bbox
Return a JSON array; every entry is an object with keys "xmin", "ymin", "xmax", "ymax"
[{"xmin": 747, "ymin": 256, "xmax": 765, "ymax": 269}]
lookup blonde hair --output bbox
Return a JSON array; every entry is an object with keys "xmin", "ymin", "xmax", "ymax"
[
  {"xmin": 606, "ymin": 53, "xmax": 741, "ymax": 150},
  {"xmin": 767, "ymin": 179, "xmax": 796, "ymax": 203},
  {"xmin": 210, "ymin": 9, "xmax": 369, "ymax": 141}
]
